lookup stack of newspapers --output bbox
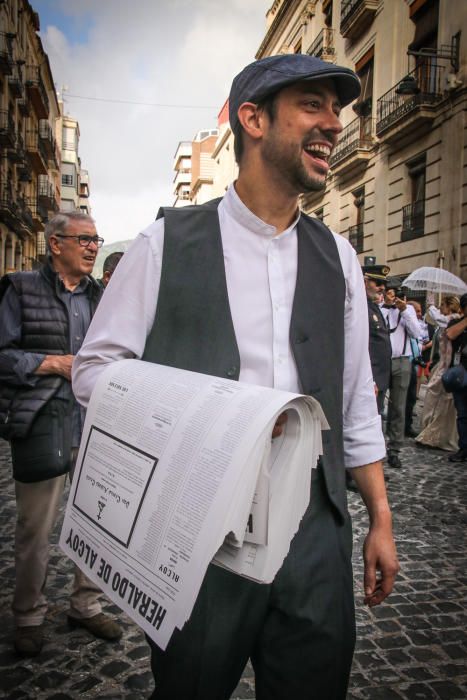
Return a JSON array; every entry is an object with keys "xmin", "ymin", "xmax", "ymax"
[{"xmin": 61, "ymin": 359, "xmax": 327, "ymax": 650}]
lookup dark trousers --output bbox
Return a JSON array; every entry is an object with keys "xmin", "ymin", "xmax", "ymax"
[
  {"xmin": 452, "ymin": 388, "xmax": 467, "ymax": 450},
  {"xmin": 148, "ymin": 468, "xmax": 355, "ymax": 700},
  {"xmin": 405, "ymin": 362, "xmax": 418, "ymax": 432}
]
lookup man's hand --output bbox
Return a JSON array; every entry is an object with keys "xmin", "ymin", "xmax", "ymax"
[
  {"xmin": 272, "ymin": 412, "xmax": 288, "ymax": 438},
  {"xmin": 363, "ymin": 519, "xmax": 400, "ymax": 607},
  {"xmin": 351, "ymin": 461, "xmax": 400, "ymax": 607},
  {"xmin": 35, "ymin": 354, "xmax": 74, "ymax": 381},
  {"xmin": 394, "ymin": 297, "xmax": 407, "ymax": 312}
]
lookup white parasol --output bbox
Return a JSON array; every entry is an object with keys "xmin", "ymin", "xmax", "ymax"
[{"xmin": 403, "ymin": 267, "xmax": 467, "ymax": 296}]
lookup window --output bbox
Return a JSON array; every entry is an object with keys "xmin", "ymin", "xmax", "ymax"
[
  {"xmin": 402, "ymin": 154, "xmax": 426, "ymax": 240},
  {"xmin": 354, "ymin": 49, "xmax": 374, "ymax": 128},
  {"xmin": 62, "ymin": 126, "xmax": 76, "ymax": 151},
  {"xmin": 323, "ymin": 0, "xmax": 333, "ymax": 28},
  {"xmin": 62, "ymin": 174, "xmax": 73, "ymax": 186},
  {"xmin": 314, "ymin": 208, "xmax": 324, "ymax": 221}
]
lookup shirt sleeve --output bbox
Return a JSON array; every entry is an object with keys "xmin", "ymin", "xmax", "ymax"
[
  {"xmin": 0, "ymin": 285, "xmax": 45, "ymax": 386},
  {"xmin": 332, "ymin": 234, "xmax": 386, "ymax": 468},
  {"xmin": 400, "ymin": 305, "xmax": 422, "ymax": 339},
  {"xmin": 72, "ymin": 219, "xmax": 164, "ymax": 407},
  {"xmin": 428, "ymin": 305, "xmax": 449, "ymax": 328}
]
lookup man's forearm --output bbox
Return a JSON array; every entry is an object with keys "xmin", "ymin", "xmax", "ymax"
[
  {"xmin": 446, "ymin": 316, "xmax": 467, "ymax": 341},
  {"xmin": 350, "ymin": 461, "xmax": 392, "ymax": 524}
]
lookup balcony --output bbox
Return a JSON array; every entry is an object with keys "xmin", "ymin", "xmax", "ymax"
[
  {"xmin": 0, "ymin": 110, "xmax": 15, "ymax": 147},
  {"xmin": 348, "ymin": 223, "xmax": 364, "ymax": 253},
  {"xmin": 17, "ymin": 196, "xmax": 34, "ymax": 231},
  {"xmin": 340, "ymin": 0, "xmax": 378, "ymax": 40},
  {"xmin": 38, "ymin": 176, "xmax": 58, "ymax": 212},
  {"xmin": 18, "ymin": 96, "xmax": 30, "ymax": 117},
  {"xmin": 306, "ymin": 28, "xmax": 335, "ymax": 61},
  {"xmin": 25, "ymin": 129, "xmax": 48, "ymax": 174},
  {"xmin": 8, "ymin": 63, "xmax": 24, "ymax": 98},
  {"xmin": 7, "ymin": 132, "xmax": 25, "ymax": 164},
  {"xmin": 25, "ymin": 65, "xmax": 49, "ymax": 119},
  {"xmin": 401, "ymin": 200, "xmax": 425, "ymax": 241},
  {"xmin": 0, "ymin": 186, "xmax": 23, "ymax": 233},
  {"xmin": 0, "ymin": 32, "xmax": 14, "ymax": 75},
  {"xmin": 376, "ymin": 62, "xmax": 444, "ymax": 145},
  {"xmin": 17, "ymin": 158, "xmax": 33, "ymax": 183},
  {"xmin": 39, "ymin": 119, "xmax": 56, "ymax": 160},
  {"xmin": 330, "ymin": 116, "xmax": 375, "ymax": 175},
  {"xmin": 26, "ymin": 197, "xmax": 45, "ymax": 231}
]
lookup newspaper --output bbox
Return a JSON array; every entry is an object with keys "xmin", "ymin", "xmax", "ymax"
[{"xmin": 60, "ymin": 359, "xmax": 328, "ymax": 649}]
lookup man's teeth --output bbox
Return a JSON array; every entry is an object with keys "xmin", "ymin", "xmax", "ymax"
[{"xmin": 304, "ymin": 143, "xmax": 331, "ymax": 160}]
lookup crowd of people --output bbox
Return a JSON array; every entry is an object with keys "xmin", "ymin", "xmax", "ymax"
[
  {"xmin": 0, "ymin": 51, "xmax": 464, "ymax": 700},
  {"xmin": 358, "ymin": 265, "xmax": 467, "ymax": 476}
]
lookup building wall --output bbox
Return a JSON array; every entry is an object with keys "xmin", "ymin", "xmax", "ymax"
[
  {"xmin": 252, "ymin": 0, "xmax": 467, "ymax": 282},
  {"xmin": 199, "ymin": 0, "xmax": 465, "ymax": 283},
  {"xmin": 0, "ymin": 0, "xmax": 61, "ymax": 275}
]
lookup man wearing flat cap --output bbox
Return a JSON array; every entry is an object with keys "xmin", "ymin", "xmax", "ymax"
[{"xmin": 73, "ymin": 54, "xmax": 399, "ymax": 699}]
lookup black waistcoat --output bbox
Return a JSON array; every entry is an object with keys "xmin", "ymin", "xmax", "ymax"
[
  {"xmin": 0, "ymin": 263, "xmax": 101, "ymax": 439},
  {"xmin": 142, "ymin": 200, "xmax": 348, "ymax": 520},
  {"xmin": 367, "ymin": 298, "xmax": 391, "ymax": 392}
]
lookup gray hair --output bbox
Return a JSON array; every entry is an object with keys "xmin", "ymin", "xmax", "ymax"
[{"xmin": 44, "ymin": 211, "xmax": 95, "ymax": 251}]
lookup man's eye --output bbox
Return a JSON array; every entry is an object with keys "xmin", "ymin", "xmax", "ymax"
[{"xmin": 305, "ymin": 100, "xmax": 320, "ymax": 109}]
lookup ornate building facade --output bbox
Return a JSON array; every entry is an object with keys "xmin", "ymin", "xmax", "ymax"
[{"xmin": 202, "ymin": 0, "xmax": 466, "ymax": 281}]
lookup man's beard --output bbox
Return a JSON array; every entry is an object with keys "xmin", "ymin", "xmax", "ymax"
[{"xmin": 261, "ymin": 130, "xmax": 328, "ymax": 193}]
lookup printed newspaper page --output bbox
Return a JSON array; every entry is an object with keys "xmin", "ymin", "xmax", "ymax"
[{"xmin": 60, "ymin": 359, "xmax": 327, "ymax": 649}]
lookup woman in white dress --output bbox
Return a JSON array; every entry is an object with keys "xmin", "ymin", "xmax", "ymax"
[{"xmin": 416, "ymin": 296, "xmax": 461, "ymax": 450}]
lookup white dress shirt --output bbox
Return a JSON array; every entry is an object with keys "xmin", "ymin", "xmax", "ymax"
[
  {"xmin": 73, "ymin": 184, "xmax": 385, "ymax": 469},
  {"xmin": 379, "ymin": 303, "xmax": 421, "ymax": 357}
]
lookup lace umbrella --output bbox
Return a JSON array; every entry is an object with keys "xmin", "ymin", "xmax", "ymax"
[{"xmin": 403, "ymin": 267, "xmax": 467, "ymax": 295}]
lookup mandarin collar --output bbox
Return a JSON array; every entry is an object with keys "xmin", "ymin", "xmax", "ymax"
[{"xmin": 222, "ymin": 183, "xmax": 300, "ymax": 239}]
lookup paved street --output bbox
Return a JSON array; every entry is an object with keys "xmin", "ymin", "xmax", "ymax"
[{"xmin": 0, "ymin": 396, "xmax": 466, "ymax": 699}]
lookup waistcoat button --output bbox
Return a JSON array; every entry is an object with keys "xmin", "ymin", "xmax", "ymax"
[{"xmin": 226, "ymin": 366, "xmax": 237, "ymax": 377}]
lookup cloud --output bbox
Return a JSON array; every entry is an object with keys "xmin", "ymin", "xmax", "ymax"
[{"xmin": 38, "ymin": 0, "xmax": 270, "ymax": 242}]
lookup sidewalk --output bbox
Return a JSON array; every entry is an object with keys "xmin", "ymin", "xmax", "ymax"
[{"xmin": 0, "ymin": 421, "xmax": 466, "ymax": 698}]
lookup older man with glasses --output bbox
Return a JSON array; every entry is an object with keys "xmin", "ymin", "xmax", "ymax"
[{"xmin": 0, "ymin": 211, "xmax": 122, "ymax": 656}]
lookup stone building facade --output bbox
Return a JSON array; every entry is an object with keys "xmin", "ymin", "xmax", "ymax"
[
  {"xmin": 203, "ymin": 0, "xmax": 466, "ymax": 282},
  {"xmin": 0, "ymin": 0, "xmax": 61, "ymax": 275}
]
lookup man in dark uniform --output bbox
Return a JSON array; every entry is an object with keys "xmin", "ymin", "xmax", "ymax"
[
  {"xmin": 363, "ymin": 264, "xmax": 392, "ymax": 414},
  {"xmin": 347, "ymin": 265, "xmax": 391, "ymax": 491}
]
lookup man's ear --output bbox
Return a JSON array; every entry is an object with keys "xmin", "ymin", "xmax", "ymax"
[
  {"xmin": 237, "ymin": 102, "xmax": 268, "ymax": 142},
  {"xmin": 48, "ymin": 236, "xmax": 61, "ymax": 256}
]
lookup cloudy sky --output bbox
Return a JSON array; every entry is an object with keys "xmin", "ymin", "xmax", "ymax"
[{"xmin": 35, "ymin": 0, "xmax": 271, "ymax": 244}]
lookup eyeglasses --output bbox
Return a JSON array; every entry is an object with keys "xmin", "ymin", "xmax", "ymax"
[{"xmin": 54, "ymin": 234, "xmax": 105, "ymax": 248}]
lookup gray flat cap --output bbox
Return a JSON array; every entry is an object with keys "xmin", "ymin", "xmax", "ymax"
[{"xmin": 229, "ymin": 54, "xmax": 361, "ymax": 134}]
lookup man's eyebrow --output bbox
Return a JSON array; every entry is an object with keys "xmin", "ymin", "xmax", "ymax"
[{"xmin": 299, "ymin": 86, "xmax": 342, "ymax": 108}]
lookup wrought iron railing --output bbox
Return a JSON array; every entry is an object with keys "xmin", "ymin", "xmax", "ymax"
[
  {"xmin": 8, "ymin": 63, "xmax": 23, "ymax": 97},
  {"xmin": 0, "ymin": 32, "xmax": 14, "ymax": 73},
  {"xmin": 0, "ymin": 109, "xmax": 15, "ymax": 140},
  {"xmin": 330, "ymin": 116, "xmax": 374, "ymax": 167},
  {"xmin": 18, "ymin": 96, "xmax": 30, "ymax": 116},
  {"xmin": 25, "ymin": 129, "xmax": 49, "ymax": 165},
  {"xmin": 25, "ymin": 65, "xmax": 50, "ymax": 114},
  {"xmin": 38, "ymin": 176, "xmax": 54, "ymax": 200},
  {"xmin": 348, "ymin": 223, "xmax": 364, "ymax": 253},
  {"xmin": 376, "ymin": 62, "xmax": 444, "ymax": 134},
  {"xmin": 401, "ymin": 200, "xmax": 425, "ymax": 240},
  {"xmin": 39, "ymin": 119, "xmax": 52, "ymax": 142},
  {"xmin": 17, "ymin": 196, "xmax": 34, "ymax": 230},
  {"xmin": 307, "ymin": 28, "xmax": 335, "ymax": 58}
]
